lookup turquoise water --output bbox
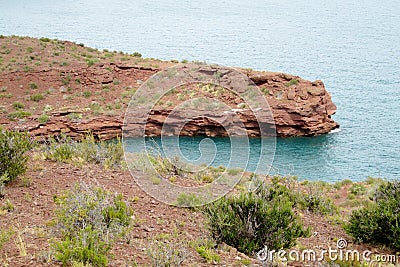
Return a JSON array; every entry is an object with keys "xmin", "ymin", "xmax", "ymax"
[
  {"xmin": 1, "ymin": 0, "xmax": 399, "ymax": 181},
  {"xmin": 124, "ymin": 135, "xmax": 349, "ymax": 182}
]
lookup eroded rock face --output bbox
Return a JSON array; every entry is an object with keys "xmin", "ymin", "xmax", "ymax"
[
  {"xmin": 137, "ymin": 70, "xmax": 339, "ymax": 138},
  {"xmin": 248, "ymin": 71, "xmax": 338, "ymax": 137},
  {"xmin": 12, "ymin": 112, "xmax": 123, "ymax": 141},
  {"xmin": 0, "ymin": 36, "xmax": 338, "ymax": 139},
  {"xmin": 5, "ymin": 69, "xmax": 338, "ymax": 140}
]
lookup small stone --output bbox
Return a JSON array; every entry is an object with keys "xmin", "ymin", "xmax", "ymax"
[
  {"xmin": 59, "ymin": 86, "xmax": 67, "ymax": 93},
  {"xmin": 237, "ymin": 103, "xmax": 247, "ymax": 109},
  {"xmin": 143, "ymin": 227, "xmax": 152, "ymax": 232},
  {"xmin": 275, "ymin": 91, "xmax": 284, "ymax": 100},
  {"xmin": 288, "ymin": 87, "xmax": 296, "ymax": 100},
  {"xmin": 312, "ymin": 80, "xmax": 323, "ymax": 86}
]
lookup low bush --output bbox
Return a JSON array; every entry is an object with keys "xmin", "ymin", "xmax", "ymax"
[
  {"xmin": 299, "ymin": 182, "xmax": 337, "ymax": 215},
  {"xmin": 44, "ymin": 135, "xmax": 75, "ymax": 162},
  {"xmin": 175, "ymin": 192, "xmax": 204, "ymax": 207},
  {"xmin": 12, "ymin": 101, "xmax": 24, "ymax": 110},
  {"xmin": 30, "ymin": 93, "xmax": 44, "ymax": 102},
  {"xmin": 349, "ymin": 183, "xmax": 367, "ymax": 196},
  {"xmin": 52, "ymin": 183, "xmax": 133, "ymax": 266},
  {"xmin": 131, "ymin": 52, "xmax": 142, "ymax": 57},
  {"xmin": 345, "ymin": 181, "xmax": 400, "ymax": 250},
  {"xmin": 82, "ymin": 91, "xmax": 91, "ymax": 98},
  {"xmin": 28, "ymin": 82, "xmax": 38, "ymax": 89},
  {"xmin": 37, "ymin": 114, "xmax": 50, "ymax": 124},
  {"xmin": 285, "ymin": 79, "xmax": 299, "ymax": 87},
  {"xmin": 146, "ymin": 239, "xmax": 187, "ymax": 267},
  {"xmin": 0, "ymin": 130, "xmax": 32, "ymax": 184},
  {"xmin": 190, "ymin": 238, "xmax": 220, "ymax": 263},
  {"xmin": 43, "ymin": 133, "xmax": 124, "ymax": 168},
  {"xmin": 77, "ymin": 134, "xmax": 124, "ymax": 169},
  {"xmin": 195, "ymin": 246, "xmax": 220, "ymax": 263},
  {"xmin": 260, "ymin": 176, "xmax": 337, "ymax": 215},
  {"xmin": 0, "ymin": 227, "xmax": 14, "ymax": 250},
  {"xmin": 40, "ymin": 37, "xmax": 51, "ymax": 42},
  {"xmin": 203, "ymin": 180, "xmax": 310, "ymax": 255},
  {"xmin": 7, "ymin": 110, "xmax": 32, "ymax": 120}
]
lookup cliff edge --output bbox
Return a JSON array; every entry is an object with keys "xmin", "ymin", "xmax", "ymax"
[{"xmin": 0, "ymin": 36, "xmax": 338, "ymax": 139}]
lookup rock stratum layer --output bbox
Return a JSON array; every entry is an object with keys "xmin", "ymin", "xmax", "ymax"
[{"xmin": 0, "ymin": 36, "xmax": 338, "ymax": 139}]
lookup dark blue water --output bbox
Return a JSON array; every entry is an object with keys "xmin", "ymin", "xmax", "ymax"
[{"xmin": 1, "ymin": 0, "xmax": 399, "ymax": 181}]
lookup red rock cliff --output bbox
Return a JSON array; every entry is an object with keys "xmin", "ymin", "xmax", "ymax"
[{"xmin": 0, "ymin": 36, "xmax": 338, "ymax": 139}]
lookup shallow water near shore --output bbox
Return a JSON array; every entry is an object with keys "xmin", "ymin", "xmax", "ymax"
[
  {"xmin": 1, "ymin": 0, "xmax": 399, "ymax": 181},
  {"xmin": 124, "ymin": 132, "xmax": 398, "ymax": 182}
]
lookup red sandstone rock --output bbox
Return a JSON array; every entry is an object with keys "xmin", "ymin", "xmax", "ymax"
[{"xmin": 0, "ymin": 36, "xmax": 338, "ymax": 140}]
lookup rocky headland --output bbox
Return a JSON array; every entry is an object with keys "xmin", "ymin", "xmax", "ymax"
[{"xmin": 0, "ymin": 36, "xmax": 338, "ymax": 139}]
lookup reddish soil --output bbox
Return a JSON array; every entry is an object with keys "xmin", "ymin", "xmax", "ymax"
[{"xmin": 1, "ymin": 158, "xmax": 397, "ymax": 266}]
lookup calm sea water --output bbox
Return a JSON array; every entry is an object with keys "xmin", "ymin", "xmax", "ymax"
[{"xmin": 1, "ymin": 0, "xmax": 399, "ymax": 181}]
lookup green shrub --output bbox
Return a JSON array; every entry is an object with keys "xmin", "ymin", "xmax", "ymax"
[
  {"xmin": 175, "ymin": 193, "xmax": 204, "ymax": 207},
  {"xmin": 146, "ymin": 239, "xmax": 187, "ymax": 267},
  {"xmin": 40, "ymin": 37, "xmax": 51, "ymax": 42},
  {"xmin": 89, "ymin": 102, "xmax": 102, "ymax": 115},
  {"xmin": 345, "ymin": 181, "xmax": 400, "ymax": 250},
  {"xmin": 349, "ymin": 183, "xmax": 367, "ymax": 196},
  {"xmin": 299, "ymin": 183, "xmax": 338, "ymax": 215},
  {"xmin": 30, "ymin": 93, "xmax": 44, "ymax": 102},
  {"xmin": 43, "ymin": 133, "xmax": 124, "ymax": 168},
  {"xmin": 300, "ymin": 193, "xmax": 337, "ymax": 215},
  {"xmin": 28, "ymin": 82, "xmax": 38, "ymax": 89},
  {"xmin": 82, "ymin": 91, "xmax": 91, "ymax": 98},
  {"xmin": 52, "ymin": 183, "xmax": 133, "ymax": 266},
  {"xmin": 0, "ymin": 227, "xmax": 14, "ymax": 250},
  {"xmin": 67, "ymin": 112, "xmax": 83, "ymax": 122},
  {"xmin": 54, "ymin": 226, "xmax": 109, "ymax": 267},
  {"xmin": 195, "ymin": 246, "xmax": 220, "ymax": 263},
  {"xmin": 86, "ymin": 59, "xmax": 96, "ymax": 67},
  {"xmin": 203, "ymin": 183, "xmax": 309, "ymax": 255},
  {"xmin": 76, "ymin": 134, "xmax": 124, "ymax": 169},
  {"xmin": 285, "ymin": 79, "xmax": 299, "ymax": 87},
  {"xmin": 44, "ymin": 135, "xmax": 76, "ymax": 162},
  {"xmin": 8, "ymin": 110, "xmax": 31, "ymax": 120},
  {"xmin": 0, "ymin": 93, "xmax": 12, "ymax": 99},
  {"xmin": 191, "ymin": 238, "xmax": 220, "ymax": 263},
  {"xmin": 0, "ymin": 130, "xmax": 32, "ymax": 184},
  {"xmin": 1, "ymin": 199, "xmax": 14, "ymax": 212},
  {"xmin": 112, "ymin": 78, "xmax": 120, "ymax": 85},
  {"xmin": 37, "ymin": 114, "xmax": 50, "ymax": 124},
  {"xmin": 61, "ymin": 75, "xmax": 71, "ymax": 85},
  {"xmin": 257, "ymin": 176, "xmax": 337, "ymax": 215},
  {"xmin": 12, "ymin": 101, "xmax": 24, "ymax": 110}
]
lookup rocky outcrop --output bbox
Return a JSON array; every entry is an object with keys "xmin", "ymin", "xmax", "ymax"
[
  {"xmin": 11, "ymin": 112, "xmax": 123, "ymax": 140},
  {"xmin": 248, "ymin": 71, "xmax": 338, "ymax": 137},
  {"xmin": 4, "ymin": 70, "xmax": 338, "ymax": 140},
  {"xmin": 0, "ymin": 36, "xmax": 338, "ymax": 140},
  {"xmin": 135, "ymin": 70, "xmax": 339, "ymax": 138}
]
